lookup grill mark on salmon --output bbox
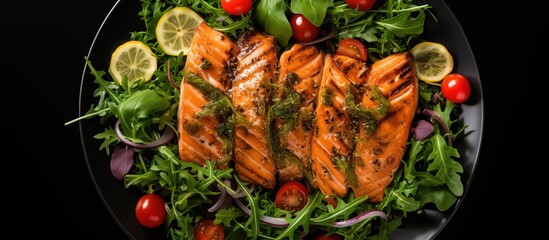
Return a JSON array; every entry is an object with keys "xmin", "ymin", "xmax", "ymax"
[
  {"xmin": 271, "ymin": 44, "xmax": 324, "ymax": 184},
  {"xmin": 232, "ymin": 31, "xmax": 278, "ymax": 189},
  {"xmin": 177, "ymin": 22, "xmax": 238, "ymax": 169},
  {"xmin": 310, "ymin": 54, "xmax": 367, "ymax": 198},
  {"xmin": 332, "ymin": 54, "xmax": 369, "ymax": 86},
  {"xmin": 351, "ymin": 52, "xmax": 418, "ymax": 202}
]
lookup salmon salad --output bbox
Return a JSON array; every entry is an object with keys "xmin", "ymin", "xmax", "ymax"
[{"xmin": 72, "ymin": 1, "xmax": 471, "ymax": 240}]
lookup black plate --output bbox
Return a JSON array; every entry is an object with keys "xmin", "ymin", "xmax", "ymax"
[{"xmin": 79, "ymin": 1, "xmax": 483, "ymax": 239}]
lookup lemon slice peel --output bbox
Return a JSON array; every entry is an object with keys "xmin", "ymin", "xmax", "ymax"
[
  {"xmin": 410, "ymin": 41, "xmax": 454, "ymax": 83},
  {"xmin": 109, "ymin": 40, "xmax": 157, "ymax": 85},
  {"xmin": 155, "ymin": 7, "xmax": 204, "ymax": 56}
]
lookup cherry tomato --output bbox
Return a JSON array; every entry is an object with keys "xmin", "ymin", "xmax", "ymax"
[
  {"xmin": 274, "ymin": 181, "xmax": 309, "ymax": 212},
  {"xmin": 135, "ymin": 193, "xmax": 167, "ymax": 228},
  {"xmin": 335, "ymin": 38, "xmax": 368, "ymax": 62},
  {"xmin": 441, "ymin": 73, "xmax": 471, "ymax": 103},
  {"xmin": 315, "ymin": 233, "xmax": 344, "ymax": 240},
  {"xmin": 221, "ymin": 0, "xmax": 253, "ymax": 16},
  {"xmin": 195, "ymin": 219, "xmax": 224, "ymax": 240},
  {"xmin": 345, "ymin": 0, "xmax": 377, "ymax": 11},
  {"xmin": 290, "ymin": 14, "xmax": 320, "ymax": 43}
]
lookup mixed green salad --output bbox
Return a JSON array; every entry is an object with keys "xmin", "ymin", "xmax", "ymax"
[{"xmin": 67, "ymin": 0, "xmax": 469, "ymax": 239}]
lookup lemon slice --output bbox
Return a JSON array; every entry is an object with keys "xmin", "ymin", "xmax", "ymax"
[
  {"xmin": 109, "ymin": 40, "xmax": 157, "ymax": 85},
  {"xmin": 155, "ymin": 7, "xmax": 204, "ymax": 56},
  {"xmin": 409, "ymin": 41, "xmax": 454, "ymax": 82}
]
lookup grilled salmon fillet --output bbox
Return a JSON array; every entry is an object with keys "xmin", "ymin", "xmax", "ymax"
[
  {"xmin": 177, "ymin": 22, "xmax": 238, "ymax": 169},
  {"xmin": 270, "ymin": 44, "xmax": 324, "ymax": 184},
  {"xmin": 310, "ymin": 54, "xmax": 368, "ymax": 198},
  {"xmin": 232, "ymin": 31, "xmax": 278, "ymax": 189},
  {"xmin": 184, "ymin": 22, "xmax": 237, "ymax": 91},
  {"xmin": 351, "ymin": 52, "xmax": 418, "ymax": 202}
]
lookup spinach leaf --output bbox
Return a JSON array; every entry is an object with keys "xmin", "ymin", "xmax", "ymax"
[{"xmin": 254, "ymin": 0, "xmax": 292, "ymax": 46}]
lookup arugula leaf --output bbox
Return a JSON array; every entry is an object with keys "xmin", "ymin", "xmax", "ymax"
[
  {"xmin": 216, "ymin": 208, "xmax": 244, "ymax": 227},
  {"xmin": 375, "ymin": 10, "xmax": 425, "ymax": 37},
  {"xmin": 427, "ymin": 134, "xmax": 463, "ymax": 196},
  {"xmin": 235, "ymin": 177, "xmax": 260, "ymax": 239},
  {"xmin": 404, "ymin": 140, "xmax": 444, "ymax": 187},
  {"xmin": 290, "ymin": 0, "xmax": 334, "ymax": 26},
  {"xmin": 93, "ymin": 128, "xmax": 119, "ymax": 155},
  {"xmin": 417, "ymin": 187, "xmax": 458, "ymax": 211},
  {"xmin": 380, "ymin": 177, "xmax": 421, "ymax": 215},
  {"xmin": 275, "ymin": 191, "xmax": 324, "ymax": 240},
  {"xmin": 254, "ymin": 0, "xmax": 292, "ymax": 46},
  {"xmin": 310, "ymin": 193, "xmax": 368, "ymax": 225}
]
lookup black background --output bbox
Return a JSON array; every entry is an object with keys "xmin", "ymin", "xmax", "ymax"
[{"xmin": 7, "ymin": 0, "xmax": 545, "ymax": 238}]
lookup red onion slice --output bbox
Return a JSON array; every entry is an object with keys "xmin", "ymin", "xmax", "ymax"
[
  {"xmin": 110, "ymin": 144, "xmax": 135, "ymax": 180},
  {"xmin": 114, "ymin": 120, "xmax": 176, "ymax": 149},
  {"xmin": 330, "ymin": 209, "xmax": 388, "ymax": 228},
  {"xmin": 234, "ymin": 197, "xmax": 387, "ymax": 228},
  {"xmin": 167, "ymin": 60, "xmax": 179, "ymax": 90},
  {"xmin": 208, "ymin": 184, "xmax": 229, "ymax": 213},
  {"xmin": 234, "ymin": 198, "xmax": 289, "ymax": 227},
  {"xmin": 421, "ymin": 108, "xmax": 452, "ymax": 145},
  {"xmin": 222, "ymin": 179, "xmax": 255, "ymax": 199},
  {"xmin": 230, "ymin": 183, "xmax": 255, "ymax": 198},
  {"xmin": 413, "ymin": 119, "xmax": 434, "ymax": 140}
]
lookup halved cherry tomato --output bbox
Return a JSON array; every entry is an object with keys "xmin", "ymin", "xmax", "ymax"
[
  {"xmin": 195, "ymin": 219, "xmax": 224, "ymax": 240},
  {"xmin": 221, "ymin": 0, "xmax": 252, "ymax": 16},
  {"xmin": 274, "ymin": 181, "xmax": 309, "ymax": 212},
  {"xmin": 315, "ymin": 233, "xmax": 344, "ymax": 240},
  {"xmin": 441, "ymin": 73, "xmax": 471, "ymax": 103},
  {"xmin": 345, "ymin": 0, "xmax": 377, "ymax": 11},
  {"xmin": 135, "ymin": 193, "xmax": 167, "ymax": 228},
  {"xmin": 335, "ymin": 38, "xmax": 368, "ymax": 62},
  {"xmin": 290, "ymin": 14, "xmax": 320, "ymax": 43}
]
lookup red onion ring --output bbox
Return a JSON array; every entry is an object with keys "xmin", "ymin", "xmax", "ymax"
[{"xmin": 114, "ymin": 120, "xmax": 176, "ymax": 149}]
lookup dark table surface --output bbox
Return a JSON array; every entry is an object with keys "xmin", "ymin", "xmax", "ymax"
[{"xmin": 8, "ymin": 0, "xmax": 544, "ymax": 239}]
